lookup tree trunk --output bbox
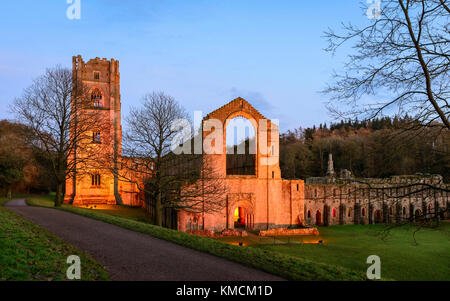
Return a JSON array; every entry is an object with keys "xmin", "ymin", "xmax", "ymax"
[
  {"xmin": 55, "ymin": 182, "xmax": 63, "ymax": 207},
  {"xmin": 435, "ymin": 200, "xmax": 440, "ymax": 226},
  {"xmin": 399, "ymin": 0, "xmax": 450, "ymax": 129},
  {"xmin": 155, "ymin": 191, "xmax": 163, "ymax": 226}
]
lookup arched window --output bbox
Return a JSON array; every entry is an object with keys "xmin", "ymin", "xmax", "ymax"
[
  {"xmin": 193, "ymin": 216, "xmax": 199, "ymax": 231},
  {"xmin": 414, "ymin": 209, "xmax": 422, "ymax": 219},
  {"xmin": 316, "ymin": 210, "xmax": 322, "ymax": 226},
  {"xmin": 389, "ymin": 206, "xmax": 393, "ymax": 215},
  {"xmin": 91, "ymin": 174, "xmax": 101, "ymax": 186},
  {"xmin": 226, "ymin": 116, "xmax": 256, "ymax": 175},
  {"xmin": 402, "ymin": 207, "xmax": 406, "ymax": 215},
  {"xmin": 333, "ymin": 189, "xmax": 337, "ymax": 197},
  {"xmin": 92, "ymin": 131, "xmax": 101, "ymax": 143},
  {"xmin": 314, "ymin": 189, "xmax": 318, "ymax": 198},
  {"xmin": 362, "ymin": 207, "xmax": 366, "ymax": 217},
  {"xmin": 347, "ymin": 207, "xmax": 352, "ymax": 217},
  {"xmin": 91, "ymin": 88, "xmax": 103, "ymax": 108},
  {"xmin": 307, "ymin": 210, "xmax": 311, "ymax": 218}
]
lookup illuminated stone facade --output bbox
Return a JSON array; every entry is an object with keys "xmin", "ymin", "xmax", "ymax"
[
  {"xmin": 65, "ymin": 56, "xmax": 448, "ymax": 232},
  {"xmin": 178, "ymin": 98, "xmax": 305, "ymax": 231},
  {"xmin": 64, "ymin": 56, "xmax": 140, "ymax": 206}
]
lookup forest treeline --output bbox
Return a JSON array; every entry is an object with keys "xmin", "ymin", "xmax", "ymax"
[
  {"xmin": 280, "ymin": 117, "xmax": 450, "ymax": 182},
  {"xmin": 0, "ymin": 120, "xmax": 55, "ymax": 195}
]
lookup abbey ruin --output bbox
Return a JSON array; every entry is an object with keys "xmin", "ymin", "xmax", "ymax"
[{"xmin": 65, "ymin": 56, "xmax": 449, "ymax": 232}]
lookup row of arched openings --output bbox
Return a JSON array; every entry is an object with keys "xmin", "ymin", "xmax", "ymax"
[{"xmin": 306, "ymin": 203, "xmax": 438, "ymax": 225}]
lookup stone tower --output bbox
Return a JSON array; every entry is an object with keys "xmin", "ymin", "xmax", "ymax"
[
  {"xmin": 326, "ymin": 153, "xmax": 335, "ymax": 177},
  {"xmin": 64, "ymin": 55, "xmax": 122, "ymax": 205}
]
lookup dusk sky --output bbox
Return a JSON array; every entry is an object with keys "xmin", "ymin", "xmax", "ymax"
[{"xmin": 0, "ymin": 0, "xmax": 371, "ymax": 132}]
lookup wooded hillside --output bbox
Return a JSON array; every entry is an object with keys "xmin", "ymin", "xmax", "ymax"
[{"xmin": 280, "ymin": 117, "xmax": 450, "ymax": 182}]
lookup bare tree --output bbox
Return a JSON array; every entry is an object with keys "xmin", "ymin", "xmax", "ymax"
[
  {"xmin": 13, "ymin": 66, "xmax": 103, "ymax": 206},
  {"xmin": 116, "ymin": 92, "xmax": 226, "ymax": 226},
  {"xmin": 320, "ymin": 1, "xmax": 450, "ymax": 235},
  {"xmin": 323, "ymin": 0, "xmax": 449, "ymax": 129}
]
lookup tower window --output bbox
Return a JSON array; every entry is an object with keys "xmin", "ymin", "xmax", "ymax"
[
  {"xmin": 91, "ymin": 88, "xmax": 103, "ymax": 108},
  {"xmin": 91, "ymin": 174, "xmax": 101, "ymax": 186},
  {"xmin": 272, "ymin": 171, "xmax": 274, "ymax": 178},
  {"xmin": 94, "ymin": 72, "xmax": 100, "ymax": 80},
  {"xmin": 93, "ymin": 131, "xmax": 101, "ymax": 143}
]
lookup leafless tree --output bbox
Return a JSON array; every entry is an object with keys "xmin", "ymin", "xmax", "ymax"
[
  {"xmin": 13, "ymin": 66, "xmax": 104, "ymax": 206},
  {"xmin": 320, "ymin": 1, "xmax": 450, "ymax": 235},
  {"xmin": 323, "ymin": 0, "xmax": 449, "ymax": 130},
  {"xmin": 114, "ymin": 92, "xmax": 226, "ymax": 226}
]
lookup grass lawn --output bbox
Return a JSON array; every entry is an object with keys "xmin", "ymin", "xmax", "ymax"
[
  {"xmin": 26, "ymin": 195, "xmax": 366, "ymax": 281},
  {"xmin": 28, "ymin": 195, "xmax": 153, "ymax": 224},
  {"xmin": 27, "ymin": 195, "xmax": 450, "ymax": 281},
  {"xmin": 221, "ymin": 223, "xmax": 450, "ymax": 281},
  {"xmin": 0, "ymin": 196, "xmax": 109, "ymax": 281}
]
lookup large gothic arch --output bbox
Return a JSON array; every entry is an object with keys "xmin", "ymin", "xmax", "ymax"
[{"xmin": 202, "ymin": 97, "xmax": 279, "ymax": 179}]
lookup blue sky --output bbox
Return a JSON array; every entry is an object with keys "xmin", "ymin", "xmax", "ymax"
[{"xmin": 0, "ymin": 0, "xmax": 369, "ymax": 132}]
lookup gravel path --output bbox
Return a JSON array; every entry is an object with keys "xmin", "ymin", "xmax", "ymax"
[{"xmin": 5, "ymin": 199, "xmax": 283, "ymax": 281}]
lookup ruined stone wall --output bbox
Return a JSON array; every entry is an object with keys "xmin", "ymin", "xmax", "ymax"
[
  {"xmin": 304, "ymin": 179, "xmax": 449, "ymax": 226},
  {"xmin": 177, "ymin": 98, "xmax": 305, "ymax": 232}
]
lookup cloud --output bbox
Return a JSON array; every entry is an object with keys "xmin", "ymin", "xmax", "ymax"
[
  {"xmin": 228, "ymin": 87, "xmax": 295, "ymax": 133},
  {"xmin": 229, "ymin": 87, "xmax": 275, "ymax": 115}
]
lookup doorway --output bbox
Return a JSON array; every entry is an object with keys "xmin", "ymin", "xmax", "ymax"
[
  {"xmin": 316, "ymin": 210, "xmax": 322, "ymax": 226},
  {"xmin": 374, "ymin": 210, "xmax": 382, "ymax": 223},
  {"xmin": 414, "ymin": 209, "xmax": 422, "ymax": 221},
  {"xmin": 234, "ymin": 207, "xmax": 246, "ymax": 228}
]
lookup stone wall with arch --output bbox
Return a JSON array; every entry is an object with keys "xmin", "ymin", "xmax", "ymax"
[
  {"xmin": 303, "ymin": 181, "xmax": 449, "ymax": 226},
  {"xmin": 177, "ymin": 98, "xmax": 305, "ymax": 232}
]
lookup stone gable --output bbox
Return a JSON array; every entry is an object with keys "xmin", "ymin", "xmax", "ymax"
[{"xmin": 204, "ymin": 97, "xmax": 267, "ymax": 123}]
